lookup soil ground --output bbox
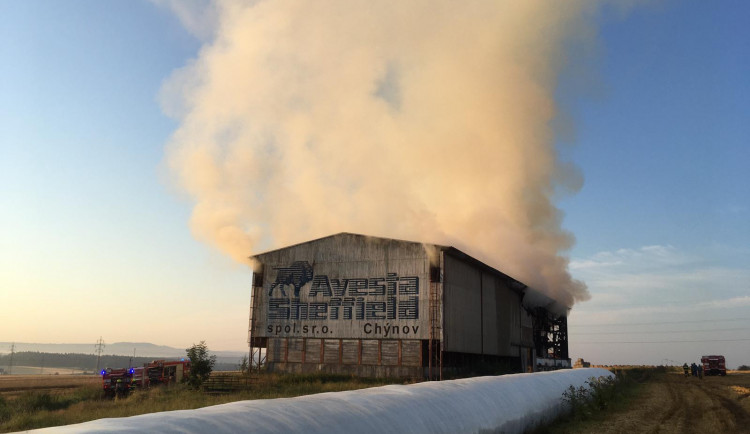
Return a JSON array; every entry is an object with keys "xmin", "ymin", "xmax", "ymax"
[{"xmin": 576, "ymin": 371, "xmax": 750, "ymax": 434}]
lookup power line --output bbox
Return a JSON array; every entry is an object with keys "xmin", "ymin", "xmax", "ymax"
[
  {"xmin": 94, "ymin": 337, "xmax": 105, "ymax": 373},
  {"xmin": 574, "ymin": 327, "xmax": 748, "ymax": 335},
  {"xmin": 8, "ymin": 343, "xmax": 15, "ymax": 375},
  {"xmin": 569, "ymin": 317, "xmax": 749, "ymax": 327},
  {"xmin": 574, "ymin": 338, "xmax": 750, "ymax": 344}
]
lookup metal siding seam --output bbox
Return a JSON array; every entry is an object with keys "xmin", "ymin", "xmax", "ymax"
[{"xmin": 480, "ymin": 271, "xmax": 484, "ymax": 355}]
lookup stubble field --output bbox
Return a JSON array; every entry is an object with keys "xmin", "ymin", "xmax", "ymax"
[
  {"xmin": 564, "ymin": 370, "xmax": 750, "ymax": 434},
  {"xmin": 0, "ymin": 375, "xmax": 99, "ymax": 399}
]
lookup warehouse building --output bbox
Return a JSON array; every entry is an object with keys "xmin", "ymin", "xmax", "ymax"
[{"xmin": 248, "ymin": 233, "xmax": 570, "ymax": 379}]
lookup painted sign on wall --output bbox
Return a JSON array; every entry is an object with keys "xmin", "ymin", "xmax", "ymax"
[{"xmin": 256, "ymin": 260, "xmax": 429, "ymax": 340}]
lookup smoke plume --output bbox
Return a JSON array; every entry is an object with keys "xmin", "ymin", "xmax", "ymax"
[{"xmin": 161, "ymin": 0, "xmax": 598, "ymax": 306}]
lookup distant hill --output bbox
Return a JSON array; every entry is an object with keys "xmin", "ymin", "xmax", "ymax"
[
  {"xmin": 0, "ymin": 342, "xmax": 246, "ymax": 359},
  {"xmin": 0, "ymin": 351, "xmax": 242, "ymax": 373},
  {"xmin": 0, "ymin": 342, "xmax": 247, "ymax": 372}
]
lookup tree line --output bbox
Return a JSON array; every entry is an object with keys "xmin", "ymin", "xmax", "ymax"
[{"xmin": 0, "ymin": 351, "xmax": 236, "ymax": 372}]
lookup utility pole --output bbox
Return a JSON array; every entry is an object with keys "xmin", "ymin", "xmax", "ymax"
[
  {"xmin": 8, "ymin": 343, "xmax": 15, "ymax": 375},
  {"xmin": 94, "ymin": 337, "xmax": 105, "ymax": 373}
]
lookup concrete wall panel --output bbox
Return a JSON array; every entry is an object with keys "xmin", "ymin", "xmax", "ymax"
[
  {"xmin": 268, "ymin": 338, "xmax": 284, "ymax": 363},
  {"xmin": 342, "ymin": 339, "xmax": 359, "ymax": 365},
  {"xmin": 361, "ymin": 340, "xmax": 379, "ymax": 365},
  {"xmin": 305, "ymin": 339, "xmax": 322, "ymax": 364},
  {"xmin": 381, "ymin": 340, "xmax": 399, "ymax": 366},
  {"xmin": 287, "ymin": 338, "xmax": 304, "ymax": 363},
  {"xmin": 323, "ymin": 339, "xmax": 340, "ymax": 364},
  {"xmin": 402, "ymin": 340, "xmax": 421, "ymax": 367}
]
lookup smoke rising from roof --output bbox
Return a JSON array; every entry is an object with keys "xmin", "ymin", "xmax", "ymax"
[{"xmin": 161, "ymin": 0, "xmax": 600, "ymax": 306}]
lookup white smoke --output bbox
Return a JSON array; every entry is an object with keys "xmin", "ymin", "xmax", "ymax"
[{"xmin": 160, "ymin": 0, "xmax": 608, "ymax": 306}]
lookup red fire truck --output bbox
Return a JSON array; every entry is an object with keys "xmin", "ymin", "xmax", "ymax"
[
  {"xmin": 700, "ymin": 355, "xmax": 727, "ymax": 376},
  {"xmin": 102, "ymin": 359, "xmax": 191, "ymax": 397},
  {"xmin": 101, "ymin": 367, "xmax": 146, "ymax": 397}
]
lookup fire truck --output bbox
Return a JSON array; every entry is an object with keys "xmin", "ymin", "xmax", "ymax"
[
  {"xmin": 700, "ymin": 355, "xmax": 727, "ymax": 376},
  {"xmin": 102, "ymin": 359, "xmax": 191, "ymax": 397},
  {"xmin": 101, "ymin": 367, "xmax": 145, "ymax": 397}
]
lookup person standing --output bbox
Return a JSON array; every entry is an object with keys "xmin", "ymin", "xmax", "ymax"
[{"xmin": 683, "ymin": 363, "xmax": 690, "ymax": 377}]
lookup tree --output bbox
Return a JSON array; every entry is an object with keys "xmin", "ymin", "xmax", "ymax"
[
  {"xmin": 738, "ymin": 365, "xmax": 750, "ymax": 371},
  {"xmin": 237, "ymin": 354, "xmax": 250, "ymax": 375},
  {"xmin": 185, "ymin": 341, "xmax": 216, "ymax": 388}
]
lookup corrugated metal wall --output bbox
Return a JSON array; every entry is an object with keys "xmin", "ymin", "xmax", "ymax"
[
  {"xmin": 252, "ymin": 234, "xmax": 536, "ymax": 377},
  {"xmin": 443, "ymin": 253, "xmax": 525, "ymax": 357},
  {"xmin": 482, "ymin": 273, "xmax": 498, "ymax": 354},
  {"xmin": 495, "ymin": 278, "xmax": 521, "ymax": 356},
  {"xmin": 443, "ymin": 255, "xmax": 482, "ymax": 354},
  {"xmin": 253, "ymin": 234, "xmax": 430, "ymax": 341},
  {"xmin": 252, "ymin": 234, "xmax": 431, "ymax": 377}
]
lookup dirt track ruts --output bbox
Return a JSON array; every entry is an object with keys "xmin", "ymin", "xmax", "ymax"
[{"xmin": 578, "ymin": 372, "xmax": 750, "ymax": 434}]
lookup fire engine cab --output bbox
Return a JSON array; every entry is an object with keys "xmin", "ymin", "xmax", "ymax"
[{"xmin": 101, "ymin": 367, "xmax": 145, "ymax": 397}]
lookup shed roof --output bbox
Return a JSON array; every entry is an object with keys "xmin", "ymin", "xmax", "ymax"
[
  {"xmin": 249, "ymin": 232, "xmax": 447, "ymax": 258},
  {"xmin": 249, "ymin": 232, "xmax": 569, "ymax": 316}
]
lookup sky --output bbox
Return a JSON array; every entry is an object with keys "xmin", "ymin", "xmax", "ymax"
[{"xmin": 1, "ymin": 0, "xmax": 748, "ymax": 367}]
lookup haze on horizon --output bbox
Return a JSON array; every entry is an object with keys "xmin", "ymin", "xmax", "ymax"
[{"xmin": 1, "ymin": 0, "xmax": 748, "ymax": 366}]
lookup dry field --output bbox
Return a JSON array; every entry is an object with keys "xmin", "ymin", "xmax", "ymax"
[
  {"xmin": 0, "ymin": 372, "xmax": 404, "ymax": 432},
  {"xmin": 575, "ymin": 370, "xmax": 750, "ymax": 433},
  {"xmin": 0, "ymin": 375, "xmax": 99, "ymax": 399},
  {"xmin": 0, "ymin": 366, "xmax": 85, "ymax": 376},
  {"xmin": 3, "ymin": 370, "xmax": 749, "ymax": 433}
]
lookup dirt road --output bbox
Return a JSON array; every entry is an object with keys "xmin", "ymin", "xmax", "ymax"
[{"xmin": 580, "ymin": 371, "xmax": 750, "ymax": 434}]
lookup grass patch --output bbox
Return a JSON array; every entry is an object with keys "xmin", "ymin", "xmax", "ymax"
[
  {"xmin": 0, "ymin": 372, "xmax": 407, "ymax": 432},
  {"xmin": 0, "ymin": 397, "xmax": 10, "ymax": 424},
  {"xmin": 530, "ymin": 366, "xmax": 667, "ymax": 433}
]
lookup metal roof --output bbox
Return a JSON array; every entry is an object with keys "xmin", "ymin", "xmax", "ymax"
[{"xmin": 249, "ymin": 232, "xmax": 569, "ymax": 314}]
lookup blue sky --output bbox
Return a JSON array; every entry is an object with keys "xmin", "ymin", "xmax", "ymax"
[
  {"xmin": 559, "ymin": 1, "xmax": 750, "ymax": 366},
  {"xmin": 561, "ymin": 1, "xmax": 749, "ymax": 255},
  {"xmin": 1, "ymin": 0, "xmax": 748, "ymax": 366},
  {"xmin": 1, "ymin": 1, "xmax": 252, "ymax": 352}
]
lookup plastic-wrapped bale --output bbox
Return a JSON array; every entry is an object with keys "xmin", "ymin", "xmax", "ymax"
[{"xmin": 35, "ymin": 368, "xmax": 613, "ymax": 434}]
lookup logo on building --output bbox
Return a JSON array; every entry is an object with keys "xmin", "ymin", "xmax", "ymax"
[
  {"xmin": 265, "ymin": 263, "xmax": 420, "ymax": 322},
  {"xmin": 267, "ymin": 261, "xmax": 314, "ymax": 298}
]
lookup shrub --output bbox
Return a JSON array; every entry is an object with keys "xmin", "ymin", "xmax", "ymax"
[
  {"xmin": 561, "ymin": 374, "xmax": 622, "ymax": 421},
  {"xmin": 587, "ymin": 375, "xmax": 618, "ymax": 410},
  {"xmin": 186, "ymin": 341, "xmax": 216, "ymax": 388},
  {"xmin": 561, "ymin": 384, "xmax": 591, "ymax": 420},
  {"xmin": 238, "ymin": 355, "xmax": 250, "ymax": 375}
]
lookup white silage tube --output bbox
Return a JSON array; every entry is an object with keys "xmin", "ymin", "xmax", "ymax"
[{"xmin": 33, "ymin": 368, "xmax": 613, "ymax": 434}]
